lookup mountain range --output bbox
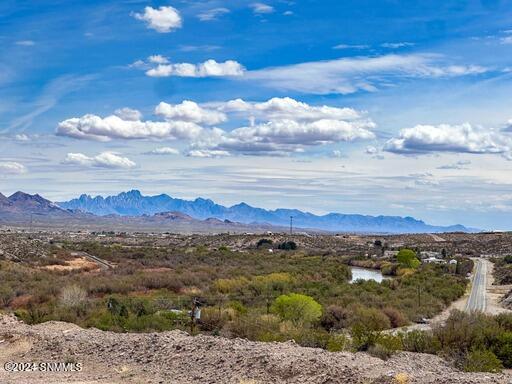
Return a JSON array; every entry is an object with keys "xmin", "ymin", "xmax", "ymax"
[
  {"xmin": 0, "ymin": 191, "xmax": 278, "ymax": 233},
  {"xmin": 57, "ymin": 190, "xmax": 475, "ymax": 233}
]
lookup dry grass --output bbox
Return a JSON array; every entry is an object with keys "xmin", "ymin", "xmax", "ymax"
[{"xmin": 41, "ymin": 257, "xmax": 98, "ymax": 271}]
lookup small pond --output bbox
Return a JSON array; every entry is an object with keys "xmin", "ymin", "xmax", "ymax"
[{"xmin": 349, "ymin": 266, "xmax": 387, "ymax": 283}]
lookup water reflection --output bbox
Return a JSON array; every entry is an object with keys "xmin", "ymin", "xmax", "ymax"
[{"xmin": 350, "ymin": 266, "xmax": 386, "ymax": 283}]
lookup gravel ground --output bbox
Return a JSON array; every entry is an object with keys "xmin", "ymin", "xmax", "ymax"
[{"xmin": 0, "ymin": 314, "xmax": 510, "ymax": 384}]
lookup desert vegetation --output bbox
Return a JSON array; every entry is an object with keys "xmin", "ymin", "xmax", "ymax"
[
  {"xmin": 492, "ymin": 255, "xmax": 512, "ymax": 285},
  {"xmin": 3, "ymin": 232, "xmax": 512, "ymax": 373},
  {"xmin": 1, "ymin": 238, "xmax": 467, "ymax": 347}
]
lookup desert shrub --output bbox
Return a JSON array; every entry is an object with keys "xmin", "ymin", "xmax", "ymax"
[
  {"xmin": 256, "ymin": 239, "xmax": 273, "ymax": 248},
  {"xmin": 271, "ymin": 293, "xmax": 322, "ymax": 326},
  {"xmin": 326, "ymin": 333, "xmax": 349, "ymax": 352},
  {"xmin": 493, "ymin": 331, "xmax": 512, "ymax": 367},
  {"xmin": 228, "ymin": 301, "xmax": 248, "ymax": 315},
  {"xmin": 400, "ymin": 330, "xmax": 440, "ymax": 354},
  {"xmin": 200, "ymin": 306, "xmax": 234, "ymax": 332},
  {"xmin": 381, "ymin": 262, "xmax": 398, "ymax": 276},
  {"xmin": 394, "ymin": 372, "xmax": 410, "ymax": 384},
  {"xmin": 396, "ymin": 268, "xmax": 415, "ymax": 278},
  {"xmin": 124, "ymin": 313, "xmax": 174, "ymax": 332},
  {"xmin": 350, "ymin": 307, "xmax": 390, "ymax": 331},
  {"xmin": 382, "ymin": 307, "xmax": 408, "ymax": 328},
  {"xmin": 455, "ymin": 258, "xmax": 474, "ymax": 276},
  {"xmin": 350, "ymin": 307, "xmax": 390, "ymax": 351},
  {"xmin": 433, "ymin": 311, "xmax": 500, "ymax": 355},
  {"xmin": 15, "ymin": 304, "xmax": 49, "ymax": 324},
  {"xmin": 321, "ymin": 305, "xmax": 351, "ymax": 331},
  {"xmin": 0, "ymin": 286, "xmax": 14, "ymax": 306},
  {"xmin": 495, "ymin": 313, "xmax": 512, "ymax": 331},
  {"xmin": 250, "ymin": 273, "xmax": 294, "ymax": 295},
  {"xmin": 463, "ymin": 349, "xmax": 503, "ymax": 373},
  {"xmin": 368, "ymin": 344, "xmax": 394, "ymax": 360},
  {"xmin": 214, "ymin": 277, "xmax": 250, "ymax": 294},
  {"xmin": 277, "ymin": 241, "xmax": 297, "ymax": 251},
  {"xmin": 107, "ymin": 297, "xmax": 128, "ymax": 318},
  {"xmin": 290, "ymin": 328, "xmax": 330, "ymax": 348},
  {"xmin": 59, "ymin": 285, "xmax": 88, "ymax": 316},
  {"xmin": 376, "ymin": 334, "xmax": 403, "ymax": 353},
  {"xmin": 224, "ymin": 314, "xmax": 279, "ymax": 340},
  {"xmin": 328, "ymin": 265, "xmax": 352, "ymax": 283},
  {"xmin": 504, "ymin": 255, "xmax": 512, "ymax": 264}
]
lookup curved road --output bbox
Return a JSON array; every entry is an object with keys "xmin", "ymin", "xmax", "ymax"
[{"xmin": 465, "ymin": 258, "xmax": 487, "ymax": 312}]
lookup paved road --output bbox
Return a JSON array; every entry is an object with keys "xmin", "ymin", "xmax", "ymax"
[
  {"xmin": 465, "ymin": 258, "xmax": 487, "ymax": 312},
  {"xmin": 70, "ymin": 251, "xmax": 113, "ymax": 270}
]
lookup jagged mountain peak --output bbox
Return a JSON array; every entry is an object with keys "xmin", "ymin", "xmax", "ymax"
[{"xmin": 57, "ymin": 190, "xmax": 474, "ymax": 233}]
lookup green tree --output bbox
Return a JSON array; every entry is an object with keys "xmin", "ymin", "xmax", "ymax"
[
  {"xmin": 397, "ymin": 249, "xmax": 420, "ymax": 269},
  {"xmin": 271, "ymin": 293, "xmax": 322, "ymax": 326}
]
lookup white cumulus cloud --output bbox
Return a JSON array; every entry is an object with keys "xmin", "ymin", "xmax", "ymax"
[
  {"xmin": 0, "ymin": 162, "xmax": 27, "ymax": 174},
  {"xmin": 133, "ymin": 6, "xmax": 182, "ymax": 33},
  {"xmin": 56, "ymin": 98, "xmax": 377, "ymax": 156},
  {"xmin": 191, "ymin": 119, "xmax": 375, "ymax": 155},
  {"xmin": 155, "ymin": 100, "xmax": 227, "ymax": 125},
  {"xmin": 186, "ymin": 149, "xmax": 230, "ymax": 158},
  {"xmin": 148, "ymin": 55, "xmax": 169, "ymax": 64},
  {"xmin": 146, "ymin": 147, "xmax": 180, "ymax": 155},
  {"xmin": 114, "ymin": 107, "xmax": 142, "ymax": 121},
  {"xmin": 251, "ymin": 3, "xmax": 274, "ymax": 14},
  {"xmin": 64, "ymin": 152, "xmax": 136, "ymax": 169},
  {"xmin": 57, "ymin": 114, "xmax": 203, "ymax": 141},
  {"xmin": 384, "ymin": 123, "xmax": 512, "ymax": 157},
  {"xmin": 221, "ymin": 97, "xmax": 364, "ymax": 122},
  {"xmin": 146, "ymin": 59, "xmax": 245, "ymax": 78}
]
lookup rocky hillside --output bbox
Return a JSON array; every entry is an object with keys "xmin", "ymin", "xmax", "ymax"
[{"xmin": 0, "ymin": 314, "xmax": 508, "ymax": 384}]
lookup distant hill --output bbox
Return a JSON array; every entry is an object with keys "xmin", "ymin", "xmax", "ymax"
[
  {"xmin": 0, "ymin": 191, "xmax": 73, "ymax": 218},
  {"xmin": 58, "ymin": 190, "xmax": 475, "ymax": 233}
]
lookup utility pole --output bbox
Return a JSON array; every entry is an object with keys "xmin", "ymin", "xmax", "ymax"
[
  {"xmin": 290, "ymin": 216, "xmax": 293, "ymax": 236},
  {"xmin": 190, "ymin": 297, "xmax": 202, "ymax": 334}
]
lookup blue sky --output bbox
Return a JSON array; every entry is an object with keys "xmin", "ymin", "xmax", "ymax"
[{"xmin": 2, "ymin": 0, "xmax": 512, "ymax": 229}]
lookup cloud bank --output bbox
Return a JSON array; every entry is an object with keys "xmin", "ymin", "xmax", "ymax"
[{"xmin": 384, "ymin": 123, "xmax": 512, "ymax": 158}]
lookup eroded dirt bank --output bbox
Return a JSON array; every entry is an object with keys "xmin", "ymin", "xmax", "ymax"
[{"xmin": 0, "ymin": 314, "xmax": 510, "ymax": 384}]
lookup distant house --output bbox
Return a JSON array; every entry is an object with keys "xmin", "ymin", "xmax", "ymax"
[
  {"xmin": 384, "ymin": 250, "xmax": 399, "ymax": 258},
  {"xmin": 423, "ymin": 257, "xmax": 446, "ymax": 264},
  {"xmin": 420, "ymin": 251, "xmax": 442, "ymax": 259}
]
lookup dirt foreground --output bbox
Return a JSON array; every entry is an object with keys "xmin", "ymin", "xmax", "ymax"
[{"xmin": 1, "ymin": 314, "xmax": 511, "ymax": 384}]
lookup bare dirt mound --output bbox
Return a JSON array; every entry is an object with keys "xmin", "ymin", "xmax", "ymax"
[{"xmin": 0, "ymin": 314, "xmax": 509, "ymax": 384}]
